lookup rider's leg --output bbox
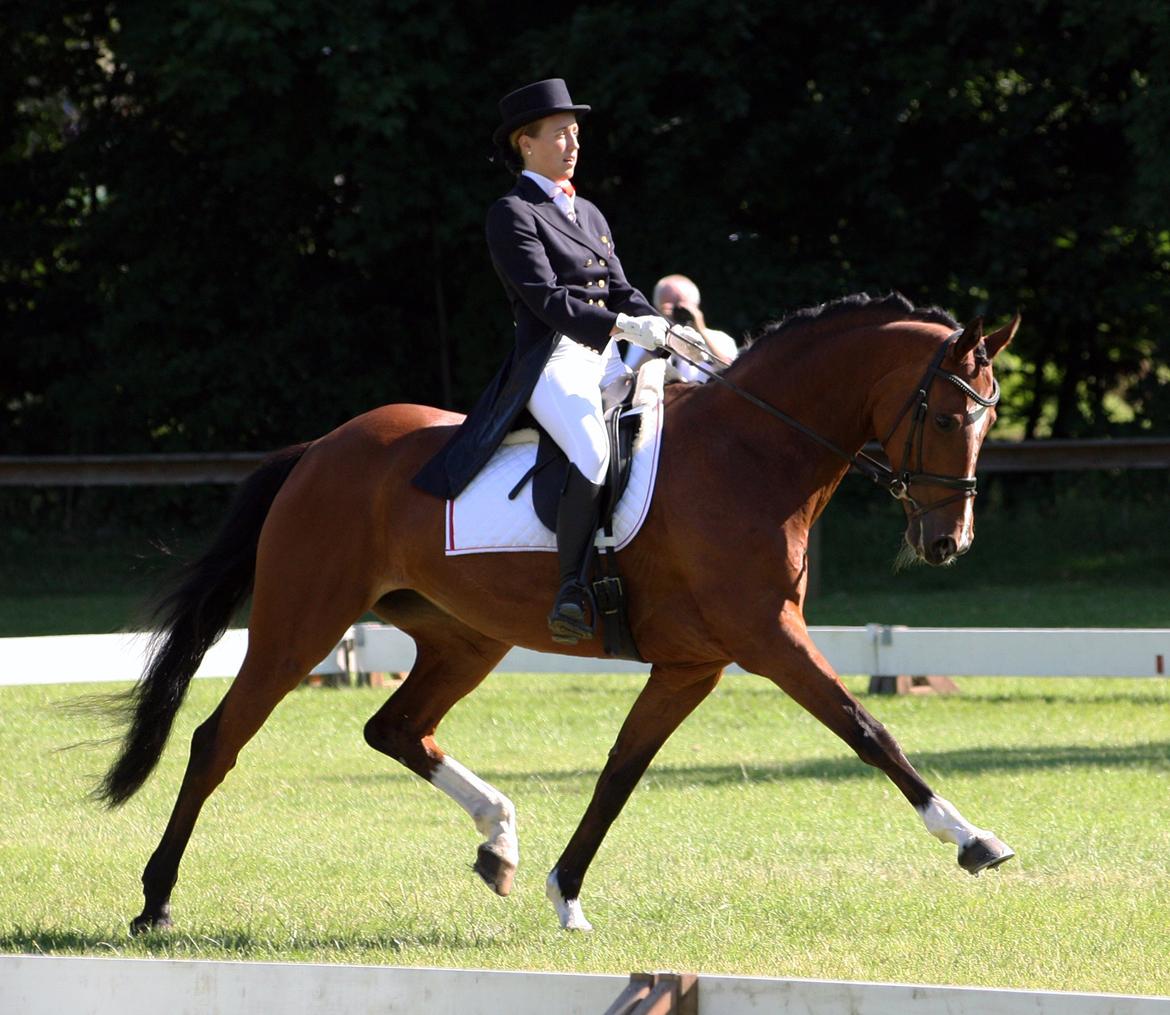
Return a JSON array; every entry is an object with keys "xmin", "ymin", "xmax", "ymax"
[
  {"xmin": 548, "ymin": 465, "xmax": 603, "ymax": 641},
  {"xmin": 527, "ymin": 335, "xmax": 609, "ymax": 643}
]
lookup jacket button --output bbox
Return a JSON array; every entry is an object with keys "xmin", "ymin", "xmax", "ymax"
[
  {"xmin": 584, "ymin": 258, "xmax": 593, "ymax": 267},
  {"xmin": 597, "ymin": 279, "xmax": 606, "ymax": 288},
  {"xmin": 598, "ymin": 258, "xmax": 607, "ymax": 266},
  {"xmin": 587, "ymin": 298, "xmax": 596, "ymax": 305},
  {"xmin": 597, "ymin": 299, "xmax": 606, "ymax": 307},
  {"xmin": 586, "ymin": 280, "xmax": 594, "ymax": 287}
]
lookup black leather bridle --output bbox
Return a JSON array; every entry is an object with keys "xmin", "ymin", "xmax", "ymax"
[
  {"xmin": 665, "ymin": 325, "xmax": 1000, "ymax": 519},
  {"xmin": 869, "ymin": 329, "xmax": 1000, "ymax": 519}
]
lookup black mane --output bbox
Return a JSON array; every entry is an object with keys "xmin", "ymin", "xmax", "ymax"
[{"xmin": 743, "ymin": 292, "xmax": 960, "ymax": 352}]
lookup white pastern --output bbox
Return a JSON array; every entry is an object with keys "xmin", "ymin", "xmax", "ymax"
[
  {"xmin": 430, "ymin": 755, "xmax": 519, "ymax": 869},
  {"xmin": 546, "ymin": 870, "xmax": 593, "ymax": 932},
  {"xmin": 918, "ymin": 795, "xmax": 991, "ymax": 848}
]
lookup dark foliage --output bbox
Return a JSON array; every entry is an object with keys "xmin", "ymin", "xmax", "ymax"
[{"xmin": 3, "ymin": 0, "xmax": 1168, "ymax": 470}]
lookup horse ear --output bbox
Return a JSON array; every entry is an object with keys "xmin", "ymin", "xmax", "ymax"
[
  {"xmin": 984, "ymin": 312, "xmax": 1020, "ymax": 359},
  {"xmin": 950, "ymin": 316, "xmax": 984, "ymax": 361}
]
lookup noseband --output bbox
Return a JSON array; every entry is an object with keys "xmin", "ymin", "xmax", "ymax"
[{"xmin": 666, "ymin": 326, "xmax": 1000, "ymax": 519}]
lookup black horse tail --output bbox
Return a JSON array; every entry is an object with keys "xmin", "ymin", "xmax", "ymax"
[{"xmin": 95, "ymin": 442, "xmax": 311, "ymax": 807}]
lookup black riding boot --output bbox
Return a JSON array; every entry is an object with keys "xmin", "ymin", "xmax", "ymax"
[{"xmin": 548, "ymin": 465, "xmax": 603, "ymax": 644}]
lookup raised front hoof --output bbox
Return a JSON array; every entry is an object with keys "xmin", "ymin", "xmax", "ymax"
[
  {"xmin": 959, "ymin": 834, "xmax": 1015, "ymax": 875},
  {"xmin": 474, "ymin": 843, "xmax": 517, "ymax": 897},
  {"xmin": 129, "ymin": 911, "xmax": 173, "ymax": 935}
]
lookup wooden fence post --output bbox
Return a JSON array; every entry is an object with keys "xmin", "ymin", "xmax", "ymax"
[{"xmin": 604, "ymin": 972, "xmax": 698, "ymax": 1015}]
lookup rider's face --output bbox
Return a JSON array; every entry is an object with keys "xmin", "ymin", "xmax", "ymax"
[{"xmin": 521, "ymin": 113, "xmax": 580, "ymax": 183}]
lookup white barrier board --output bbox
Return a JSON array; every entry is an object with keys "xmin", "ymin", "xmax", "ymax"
[
  {"xmin": 863, "ymin": 625, "xmax": 1169, "ymax": 678},
  {"xmin": 0, "ymin": 629, "xmax": 344, "ymax": 686},
  {"xmin": 0, "ymin": 624, "xmax": 1167, "ymax": 688},
  {"xmin": 348, "ymin": 624, "xmax": 1169, "ymax": 679},
  {"xmin": 2, "ymin": 957, "xmax": 1167, "ymax": 1015}
]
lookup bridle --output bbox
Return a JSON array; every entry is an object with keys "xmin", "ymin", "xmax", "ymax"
[
  {"xmin": 870, "ymin": 330, "xmax": 1000, "ymax": 519},
  {"xmin": 665, "ymin": 325, "xmax": 1000, "ymax": 519}
]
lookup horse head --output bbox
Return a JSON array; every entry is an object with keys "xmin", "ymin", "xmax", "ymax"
[{"xmin": 874, "ymin": 313, "xmax": 1019, "ymax": 566}]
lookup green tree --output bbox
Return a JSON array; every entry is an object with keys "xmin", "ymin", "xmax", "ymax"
[{"xmin": 3, "ymin": 0, "xmax": 1168, "ymax": 459}]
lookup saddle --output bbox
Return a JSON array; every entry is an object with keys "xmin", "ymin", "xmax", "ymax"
[{"xmin": 507, "ymin": 372, "xmax": 645, "ymax": 662}]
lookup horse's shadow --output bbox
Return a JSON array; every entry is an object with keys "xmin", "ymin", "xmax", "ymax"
[
  {"xmin": 321, "ymin": 739, "xmax": 1170, "ymax": 789},
  {"xmin": 628, "ymin": 739, "xmax": 1170, "ymax": 789}
]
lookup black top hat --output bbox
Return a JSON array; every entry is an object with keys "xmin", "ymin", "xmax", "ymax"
[{"xmin": 492, "ymin": 78, "xmax": 591, "ymax": 149}]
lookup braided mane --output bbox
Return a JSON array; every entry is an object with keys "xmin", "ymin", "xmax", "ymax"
[{"xmin": 741, "ymin": 292, "xmax": 960, "ymax": 356}]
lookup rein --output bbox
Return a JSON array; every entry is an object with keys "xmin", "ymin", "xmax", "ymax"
[{"xmin": 664, "ymin": 324, "xmax": 1000, "ymax": 518}]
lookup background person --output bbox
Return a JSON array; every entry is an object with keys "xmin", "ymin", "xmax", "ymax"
[{"xmin": 626, "ymin": 273, "xmax": 739, "ymax": 382}]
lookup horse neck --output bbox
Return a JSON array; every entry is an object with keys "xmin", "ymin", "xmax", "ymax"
[{"xmin": 713, "ymin": 318, "xmax": 936, "ymax": 517}]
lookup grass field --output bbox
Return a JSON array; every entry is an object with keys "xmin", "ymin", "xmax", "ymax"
[{"xmin": 2, "ymin": 672, "xmax": 1169, "ymax": 996}]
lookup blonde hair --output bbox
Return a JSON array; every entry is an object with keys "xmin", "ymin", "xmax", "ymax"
[{"xmin": 509, "ymin": 122, "xmax": 542, "ymax": 158}]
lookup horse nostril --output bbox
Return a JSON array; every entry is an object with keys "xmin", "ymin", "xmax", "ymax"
[{"xmin": 931, "ymin": 536, "xmax": 957, "ymax": 564}]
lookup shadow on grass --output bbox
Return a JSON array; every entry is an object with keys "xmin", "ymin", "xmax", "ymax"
[
  {"xmin": 936, "ymin": 689, "xmax": 1170, "ymax": 707},
  {"xmin": 632, "ymin": 739, "xmax": 1170, "ymax": 787},
  {"xmin": 692, "ymin": 741, "xmax": 1167, "ymax": 787},
  {"xmin": 315, "ymin": 739, "xmax": 1170, "ymax": 790}
]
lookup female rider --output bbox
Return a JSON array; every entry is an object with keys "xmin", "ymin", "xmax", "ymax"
[{"xmin": 414, "ymin": 78, "xmax": 698, "ymax": 644}]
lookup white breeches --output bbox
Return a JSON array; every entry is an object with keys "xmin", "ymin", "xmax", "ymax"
[{"xmin": 527, "ymin": 335, "xmax": 629, "ymax": 485}]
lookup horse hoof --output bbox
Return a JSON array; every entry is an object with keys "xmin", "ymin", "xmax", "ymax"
[
  {"xmin": 129, "ymin": 912, "xmax": 172, "ymax": 935},
  {"xmin": 958, "ymin": 834, "xmax": 1015, "ymax": 875},
  {"xmin": 474, "ymin": 843, "xmax": 516, "ymax": 897}
]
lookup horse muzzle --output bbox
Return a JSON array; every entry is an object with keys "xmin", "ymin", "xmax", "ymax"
[
  {"xmin": 904, "ymin": 511, "xmax": 973, "ymax": 566},
  {"xmin": 926, "ymin": 533, "xmax": 962, "ymax": 566}
]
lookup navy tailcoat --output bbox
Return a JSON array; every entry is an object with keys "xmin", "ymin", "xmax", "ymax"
[{"xmin": 413, "ymin": 175, "xmax": 657, "ymax": 499}]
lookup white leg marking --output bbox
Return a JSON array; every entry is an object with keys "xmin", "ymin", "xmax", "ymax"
[
  {"xmin": 546, "ymin": 869, "xmax": 593, "ymax": 932},
  {"xmin": 918, "ymin": 795, "xmax": 990, "ymax": 848},
  {"xmin": 430, "ymin": 755, "xmax": 519, "ymax": 869}
]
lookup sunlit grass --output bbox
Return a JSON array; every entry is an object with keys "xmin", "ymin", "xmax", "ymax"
[{"xmin": 3, "ymin": 673, "xmax": 1169, "ymax": 995}]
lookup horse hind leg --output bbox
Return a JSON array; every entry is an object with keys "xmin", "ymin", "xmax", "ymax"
[
  {"xmin": 133, "ymin": 576, "xmax": 376, "ymax": 931},
  {"xmin": 133, "ymin": 633, "xmax": 350, "ymax": 932},
  {"xmin": 364, "ymin": 593, "xmax": 516, "ymax": 895}
]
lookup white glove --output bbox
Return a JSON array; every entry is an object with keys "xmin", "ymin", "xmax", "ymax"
[{"xmin": 615, "ymin": 313, "xmax": 668, "ymax": 351}]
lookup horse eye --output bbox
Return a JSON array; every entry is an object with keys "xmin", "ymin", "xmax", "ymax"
[{"xmin": 934, "ymin": 414, "xmax": 959, "ymax": 433}]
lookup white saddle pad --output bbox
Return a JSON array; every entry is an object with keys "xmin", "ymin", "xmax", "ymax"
[{"xmin": 445, "ymin": 360, "xmax": 666, "ymax": 556}]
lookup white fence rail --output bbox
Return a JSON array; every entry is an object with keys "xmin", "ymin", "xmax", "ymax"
[
  {"xmin": 2, "ymin": 956, "xmax": 1167, "ymax": 1015},
  {"xmin": 0, "ymin": 623, "xmax": 1166, "ymax": 688}
]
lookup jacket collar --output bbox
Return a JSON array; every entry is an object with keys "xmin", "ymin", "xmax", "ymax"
[{"xmin": 513, "ymin": 175, "xmax": 610, "ymax": 258}]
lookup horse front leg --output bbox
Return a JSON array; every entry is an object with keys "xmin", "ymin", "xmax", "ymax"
[
  {"xmin": 740, "ymin": 610, "xmax": 1014, "ymax": 874},
  {"xmin": 547, "ymin": 663, "xmax": 722, "ymax": 931}
]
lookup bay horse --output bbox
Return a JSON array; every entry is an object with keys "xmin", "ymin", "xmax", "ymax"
[{"xmin": 99, "ymin": 292, "xmax": 1018, "ymax": 933}]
